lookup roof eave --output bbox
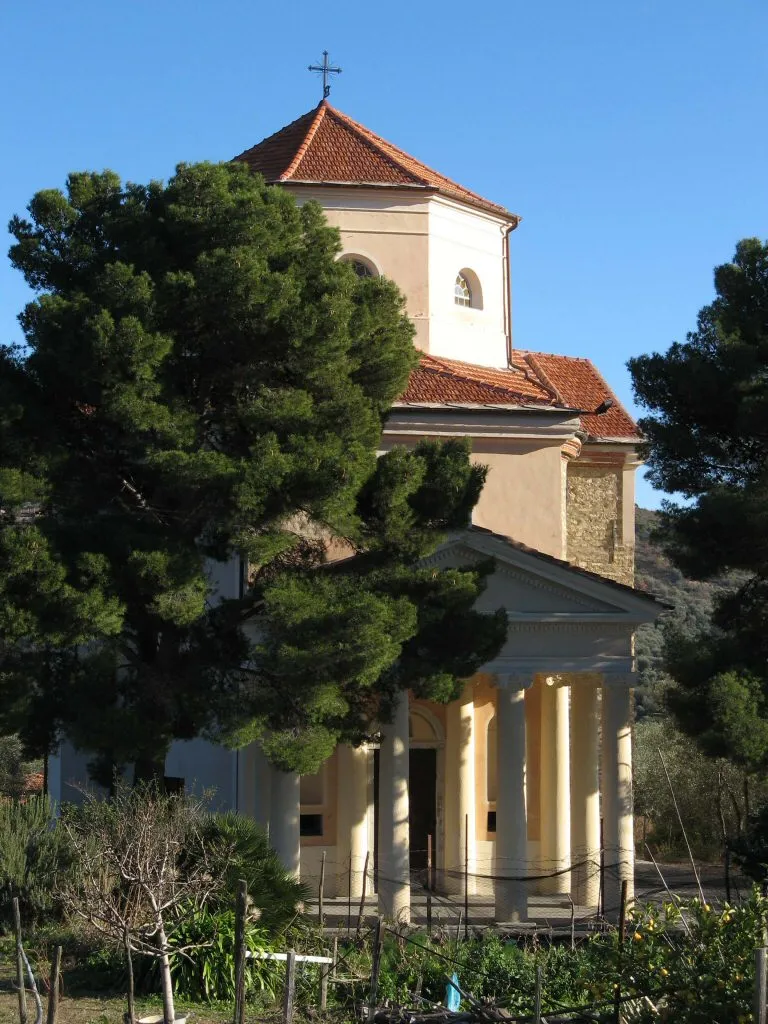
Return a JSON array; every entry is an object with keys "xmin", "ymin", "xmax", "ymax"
[
  {"xmin": 276, "ymin": 179, "xmax": 519, "ymax": 223},
  {"xmin": 392, "ymin": 400, "xmax": 578, "ymax": 414}
]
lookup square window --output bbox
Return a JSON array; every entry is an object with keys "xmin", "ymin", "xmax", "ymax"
[
  {"xmin": 300, "ymin": 813, "xmax": 324, "ymax": 837},
  {"xmin": 487, "ymin": 811, "xmax": 497, "ymax": 833}
]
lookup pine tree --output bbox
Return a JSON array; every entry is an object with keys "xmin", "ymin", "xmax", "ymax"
[
  {"xmin": 1, "ymin": 163, "xmax": 506, "ymax": 782},
  {"xmin": 629, "ymin": 238, "xmax": 768, "ymax": 770}
]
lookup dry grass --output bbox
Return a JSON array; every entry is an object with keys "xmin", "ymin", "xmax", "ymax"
[
  {"xmin": 0, "ymin": 956, "xmax": 258, "ymax": 1024},
  {"xmin": 0, "ymin": 989, "xmax": 237, "ymax": 1024}
]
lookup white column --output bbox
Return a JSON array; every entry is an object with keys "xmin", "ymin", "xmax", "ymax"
[
  {"xmin": 445, "ymin": 685, "xmax": 476, "ymax": 896},
  {"xmin": 337, "ymin": 744, "xmax": 370, "ymax": 898},
  {"xmin": 601, "ymin": 676, "xmax": 635, "ymax": 917},
  {"xmin": 540, "ymin": 676, "xmax": 571, "ymax": 894},
  {"xmin": 495, "ymin": 675, "xmax": 530, "ymax": 923},
  {"xmin": 270, "ymin": 769, "xmax": 301, "ymax": 878},
  {"xmin": 377, "ymin": 691, "xmax": 410, "ymax": 922},
  {"xmin": 570, "ymin": 679, "xmax": 601, "ymax": 907},
  {"xmin": 253, "ymin": 744, "xmax": 272, "ymax": 834}
]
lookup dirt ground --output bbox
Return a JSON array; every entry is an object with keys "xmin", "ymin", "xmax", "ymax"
[{"xmin": 0, "ymin": 990, "xmax": 239, "ymax": 1024}]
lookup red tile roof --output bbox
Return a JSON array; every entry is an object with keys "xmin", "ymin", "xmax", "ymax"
[
  {"xmin": 398, "ymin": 353, "xmax": 641, "ymax": 442},
  {"xmin": 233, "ymin": 102, "xmax": 518, "ymax": 221},
  {"xmin": 402, "ymin": 354, "xmax": 556, "ymax": 407},
  {"xmin": 519, "ymin": 351, "xmax": 641, "ymax": 441}
]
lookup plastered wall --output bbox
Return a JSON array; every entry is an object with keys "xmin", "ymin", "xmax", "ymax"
[
  {"xmin": 284, "ymin": 185, "xmax": 431, "ymax": 348},
  {"xmin": 471, "ymin": 443, "xmax": 567, "ymax": 558},
  {"xmin": 285, "ymin": 185, "xmax": 510, "ymax": 365},
  {"xmin": 426, "ymin": 197, "xmax": 510, "ymax": 368}
]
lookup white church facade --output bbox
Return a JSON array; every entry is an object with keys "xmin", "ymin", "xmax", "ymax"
[{"xmin": 49, "ymin": 100, "xmax": 662, "ymax": 923}]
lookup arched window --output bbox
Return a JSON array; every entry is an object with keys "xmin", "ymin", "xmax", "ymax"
[
  {"xmin": 454, "ymin": 272, "xmax": 472, "ymax": 307},
  {"xmin": 454, "ymin": 268, "xmax": 483, "ymax": 310},
  {"xmin": 339, "ymin": 254, "xmax": 377, "ymax": 278}
]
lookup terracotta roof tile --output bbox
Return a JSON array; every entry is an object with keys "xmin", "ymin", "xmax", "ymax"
[
  {"xmin": 401, "ymin": 354, "xmax": 555, "ymax": 406},
  {"xmin": 233, "ymin": 102, "xmax": 517, "ymax": 221},
  {"xmin": 518, "ymin": 351, "xmax": 642, "ymax": 441},
  {"xmin": 398, "ymin": 353, "xmax": 641, "ymax": 442}
]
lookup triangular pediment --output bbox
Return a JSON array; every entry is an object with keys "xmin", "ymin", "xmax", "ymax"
[{"xmin": 420, "ymin": 528, "xmax": 663, "ymax": 625}]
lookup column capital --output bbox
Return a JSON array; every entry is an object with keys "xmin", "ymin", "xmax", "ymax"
[
  {"xmin": 601, "ymin": 672, "xmax": 637, "ymax": 689},
  {"xmin": 496, "ymin": 672, "xmax": 534, "ymax": 691}
]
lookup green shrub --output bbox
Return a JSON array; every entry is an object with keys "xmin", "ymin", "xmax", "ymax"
[
  {"xmin": 169, "ymin": 906, "xmax": 279, "ymax": 1002},
  {"xmin": 198, "ymin": 813, "xmax": 308, "ymax": 933},
  {"xmin": 731, "ymin": 802, "xmax": 768, "ymax": 882},
  {"xmin": 0, "ymin": 794, "xmax": 65, "ymax": 928}
]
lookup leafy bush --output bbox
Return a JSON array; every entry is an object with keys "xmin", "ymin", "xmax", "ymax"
[
  {"xmin": 0, "ymin": 794, "xmax": 65, "ymax": 927},
  {"xmin": 198, "ymin": 813, "xmax": 308, "ymax": 933},
  {"xmin": 375, "ymin": 933, "xmax": 593, "ymax": 1016},
  {"xmin": 633, "ymin": 716, "xmax": 757, "ymax": 859},
  {"xmin": 371, "ymin": 892, "xmax": 767, "ymax": 1023},
  {"xmin": 169, "ymin": 906, "xmax": 279, "ymax": 1002},
  {"xmin": 731, "ymin": 802, "xmax": 768, "ymax": 882}
]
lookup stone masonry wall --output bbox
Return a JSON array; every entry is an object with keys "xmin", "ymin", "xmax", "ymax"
[{"xmin": 566, "ymin": 462, "xmax": 634, "ymax": 585}]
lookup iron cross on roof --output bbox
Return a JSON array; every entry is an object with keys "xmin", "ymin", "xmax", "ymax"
[{"xmin": 308, "ymin": 50, "xmax": 341, "ymax": 99}]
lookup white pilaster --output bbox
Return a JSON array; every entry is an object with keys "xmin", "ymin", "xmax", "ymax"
[
  {"xmin": 570, "ymin": 679, "xmax": 601, "ymax": 907},
  {"xmin": 377, "ymin": 691, "xmax": 410, "ymax": 922},
  {"xmin": 337, "ymin": 744, "xmax": 370, "ymax": 898},
  {"xmin": 601, "ymin": 676, "xmax": 635, "ymax": 917},
  {"xmin": 494, "ymin": 674, "xmax": 530, "ymax": 923},
  {"xmin": 445, "ymin": 685, "xmax": 476, "ymax": 895},
  {"xmin": 270, "ymin": 769, "xmax": 301, "ymax": 878},
  {"xmin": 540, "ymin": 676, "xmax": 571, "ymax": 894}
]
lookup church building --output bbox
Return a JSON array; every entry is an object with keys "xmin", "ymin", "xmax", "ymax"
[{"xmin": 48, "ymin": 99, "xmax": 662, "ymax": 923}]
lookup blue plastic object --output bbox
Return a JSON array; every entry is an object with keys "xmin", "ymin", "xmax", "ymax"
[{"xmin": 445, "ymin": 972, "xmax": 461, "ymax": 1011}]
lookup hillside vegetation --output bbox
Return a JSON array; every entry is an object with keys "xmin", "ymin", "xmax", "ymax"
[{"xmin": 633, "ymin": 507, "xmax": 743, "ymax": 717}]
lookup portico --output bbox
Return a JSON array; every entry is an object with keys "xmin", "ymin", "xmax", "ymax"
[{"xmin": 250, "ymin": 526, "xmax": 660, "ymax": 923}]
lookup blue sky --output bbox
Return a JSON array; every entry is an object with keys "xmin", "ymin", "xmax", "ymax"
[{"xmin": 2, "ymin": 0, "xmax": 766, "ymax": 509}]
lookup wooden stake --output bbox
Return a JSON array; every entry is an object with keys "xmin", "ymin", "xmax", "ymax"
[
  {"xmin": 319, "ymin": 851, "xmax": 326, "ymax": 927},
  {"xmin": 426, "ymin": 834, "xmax": 433, "ymax": 935},
  {"xmin": 347, "ymin": 852, "xmax": 352, "ymax": 936},
  {"xmin": 368, "ymin": 918, "xmax": 383, "ymax": 1022},
  {"xmin": 464, "ymin": 813, "xmax": 469, "ymax": 941},
  {"xmin": 355, "ymin": 850, "xmax": 370, "ymax": 939},
  {"xmin": 13, "ymin": 897, "xmax": 28, "ymax": 1024},
  {"xmin": 599, "ymin": 816, "xmax": 605, "ymax": 920},
  {"xmin": 755, "ymin": 947, "xmax": 767, "ymax": 1024},
  {"xmin": 332, "ymin": 935, "xmax": 338, "ymax": 979},
  {"xmin": 283, "ymin": 950, "xmax": 297, "ymax": 1024},
  {"xmin": 233, "ymin": 879, "xmax": 248, "ymax": 1024},
  {"xmin": 533, "ymin": 965, "xmax": 542, "ymax": 1024},
  {"xmin": 613, "ymin": 880, "xmax": 628, "ymax": 1024},
  {"xmin": 618, "ymin": 879, "xmax": 628, "ymax": 944},
  {"xmin": 45, "ymin": 947, "xmax": 61, "ymax": 1024},
  {"xmin": 319, "ymin": 960, "xmax": 329, "ymax": 1012}
]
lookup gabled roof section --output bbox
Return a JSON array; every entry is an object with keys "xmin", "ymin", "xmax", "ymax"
[
  {"xmin": 233, "ymin": 101, "xmax": 518, "ymax": 221},
  {"xmin": 464, "ymin": 525, "xmax": 669, "ymax": 612},
  {"xmin": 397, "ymin": 353, "xmax": 642, "ymax": 442}
]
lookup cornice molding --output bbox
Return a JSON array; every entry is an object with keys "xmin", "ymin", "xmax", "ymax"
[{"xmin": 384, "ymin": 407, "xmax": 581, "ymax": 443}]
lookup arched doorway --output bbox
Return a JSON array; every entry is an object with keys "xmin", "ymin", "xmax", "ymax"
[
  {"xmin": 408, "ymin": 707, "xmax": 441, "ymax": 872},
  {"xmin": 372, "ymin": 706, "xmax": 444, "ymax": 880}
]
